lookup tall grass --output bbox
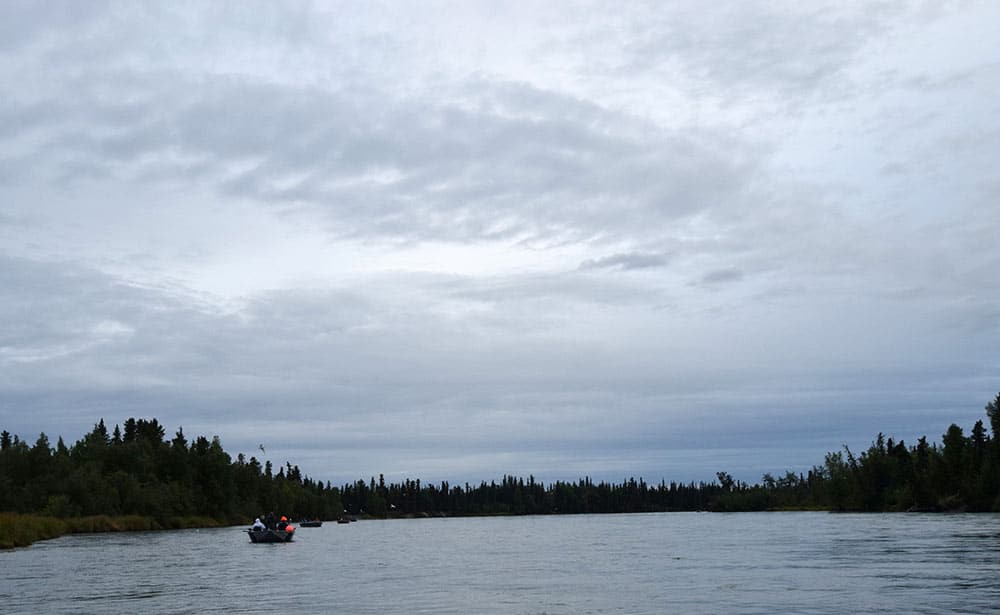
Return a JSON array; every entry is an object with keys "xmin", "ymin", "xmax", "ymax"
[
  {"xmin": 0, "ymin": 513, "xmax": 67, "ymax": 549},
  {"xmin": 0, "ymin": 513, "xmax": 232, "ymax": 549}
]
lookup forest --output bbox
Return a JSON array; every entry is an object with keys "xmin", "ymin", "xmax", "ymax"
[
  {"xmin": 2, "ymin": 393, "xmax": 999, "ymax": 538},
  {"xmin": 711, "ymin": 392, "xmax": 1000, "ymax": 513},
  {"xmin": 0, "ymin": 418, "xmax": 343, "ymax": 524},
  {"xmin": 343, "ymin": 392, "xmax": 1000, "ymax": 515}
]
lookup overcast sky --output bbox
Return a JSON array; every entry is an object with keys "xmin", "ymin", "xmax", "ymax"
[{"xmin": 1, "ymin": 1, "xmax": 998, "ymax": 485}]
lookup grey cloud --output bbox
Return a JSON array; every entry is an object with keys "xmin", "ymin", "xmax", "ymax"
[
  {"xmin": 578, "ymin": 252, "xmax": 670, "ymax": 271},
  {"xmin": 431, "ymin": 270, "xmax": 667, "ymax": 318},
  {"xmin": 0, "ymin": 250, "xmax": 995, "ymax": 484},
  {"xmin": 1, "ymin": 2, "xmax": 998, "ymax": 486},
  {"xmin": 699, "ymin": 268, "xmax": 744, "ymax": 285},
  {"xmin": 0, "ymin": 1, "xmax": 106, "ymax": 52},
  {"xmin": 1, "ymin": 68, "xmax": 760, "ymax": 246},
  {"xmin": 607, "ymin": 1, "xmax": 958, "ymax": 102},
  {"xmin": 0, "ymin": 256, "xmax": 232, "ymax": 390}
]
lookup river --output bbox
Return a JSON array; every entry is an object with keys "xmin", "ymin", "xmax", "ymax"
[{"xmin": 2, "ymin": 512, "xmax": 998, "ymax": 614}]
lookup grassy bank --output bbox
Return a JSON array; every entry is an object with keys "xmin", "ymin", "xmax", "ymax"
[{"xmin": 0, "ymin": 513, "xmax": 229, "ymax": 549}]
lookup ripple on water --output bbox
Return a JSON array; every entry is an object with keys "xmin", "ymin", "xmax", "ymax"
[{"xmin": 1, "ymin": 513, "xmax": 999, "ymax": 614}]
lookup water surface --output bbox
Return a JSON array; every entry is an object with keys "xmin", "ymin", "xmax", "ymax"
[{"xmin": 2, "ymin": 512, "xmax": 998, "ymax": 613}]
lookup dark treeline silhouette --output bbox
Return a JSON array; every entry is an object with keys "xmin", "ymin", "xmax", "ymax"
[
  {"xmin": 712, "ymin": 392, "xmax": 1000, "ymax": 512},
  {"xmin": 340, "ymin": 393, "xmax": 1000, "ymax": 516},
  {"xmin": 0, "ymin": 418, "xmax": 342, "ymax": 523},
  {"xmin": 2, "ymin": 393, "xmax": 999, "ymax": 522},
  {"xmin": 339, "ymin": 474, "xmax": 722, "ymax": 517},
  {"xmin": 345, "ymin": 392, "xmax": 1000, "ymax": 516}
]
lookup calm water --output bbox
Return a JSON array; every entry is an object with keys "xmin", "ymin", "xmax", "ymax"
[{"xmin": 2, "ymin": 512, "xmax": 999, "ymax": 614}]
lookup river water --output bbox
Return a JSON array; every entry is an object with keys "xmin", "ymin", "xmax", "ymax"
[{"xmin": 1, "ymin": 512, "xmax": 998, "ymax": 614}]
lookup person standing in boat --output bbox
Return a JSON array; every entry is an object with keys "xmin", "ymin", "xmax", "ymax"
[{"xmin": 264, "ymin": 511, "xmax": 276, "ymax": 530}]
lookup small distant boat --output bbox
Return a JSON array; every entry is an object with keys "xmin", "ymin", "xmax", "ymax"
[
  {"xmin": 246, "ymin": 528, "xmax": 295, "ymax": 543},
  {"xmin": 299, "ymin": 520, "xmax": 323, "ymax": 527},
  {"xmin": 337, "ymin": 517, "xmax": 351, "ymax": 524}
]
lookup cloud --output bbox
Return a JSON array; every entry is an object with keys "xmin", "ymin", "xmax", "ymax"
[
  {"xmin": 578, "ymin": 252, "xmax": 670, "ymax": 271},
  {"xmin": 0, "ymin": 2, "xmax": 998, "ymax": 485},
  {"xmin": 600, "ymin": 2, "xmax": 962, "ymax": 104},
  {"xmin": 0, "ymin": 1, "xmax": 107, "ymax": 52},
  {"xmin": 1, "ymin": 72, "xmax": 762, "ymax": 249},
  {"xmin": 699, "ymin": 268, "xmax": 744, "ymax": 286}
]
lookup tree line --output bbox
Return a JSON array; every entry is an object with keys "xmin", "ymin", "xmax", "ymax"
[
  {"xmin": 2, "ymin": 392, "xmax": 999, "ymax": 522},
  {"xmin": 712, "ymin": 392, "xmax": 1000, "ymax": 512},
  {"xmin": 339, "ymin": 473, "xmax": 723, "ymax": 517},
  {"xmin": 0, "ymin": 418, "xmax": 342, "ymax": 523},
  {"xmin": 343, "ymin": 393, "xmax": 999, "ymax": 515}
]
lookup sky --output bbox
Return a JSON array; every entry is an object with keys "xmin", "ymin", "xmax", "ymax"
[{"xmin": 1, "ymin": 1, "xmax": 998, "ymax": 486}]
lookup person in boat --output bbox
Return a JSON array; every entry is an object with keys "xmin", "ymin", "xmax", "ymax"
[
  {"xmin": 251, "ymin": 517, "xmax": 265, "ymax": 531},
  {"xmin": 277, "ymin": 516, "xmax": 289, "ymax": 531},
  {"xmin": 264, "ymin": 511, "xmax": 276, "ymax": 530}
]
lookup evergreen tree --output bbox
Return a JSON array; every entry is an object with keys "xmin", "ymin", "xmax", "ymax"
[
  {"xmin": 986, "ymin": 393, "xmax": 1000, "ymax": 442},
  {"xmin": 3, "ymin": 392, "xmax": 1000, "ymax": 521}
]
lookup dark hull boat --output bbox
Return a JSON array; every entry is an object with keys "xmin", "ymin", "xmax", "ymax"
[
  {"xmin": 299, "ymin": 520, "xmax": 322, "ymax": 527},
  {"xmin": 246, "ymin": 529, "xmax": 294, "ymax": 543}
]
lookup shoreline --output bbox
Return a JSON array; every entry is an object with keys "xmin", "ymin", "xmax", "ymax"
[
  {"xmin": 0, "ymin": 513, "xmax": 230, "ymax": 550},
  {"xmin": 3, "ymin": 506, "xmax": 983, "ymax": 550}
]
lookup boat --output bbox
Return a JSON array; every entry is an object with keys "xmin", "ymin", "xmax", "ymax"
[
  {"xmin": 246, "ymin": 528, "xmax": 295, "ymax": 543},
  {"xmin": 298, "ymin": 520, "xmax": 322, "ymax": 527},
  {"xmin": 337, "ymin": 517, "xmax": 351, "ymax": 524}
]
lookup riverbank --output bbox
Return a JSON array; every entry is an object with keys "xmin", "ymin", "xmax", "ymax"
[{"xmin": 0, "ymin": 513, "xmax": 228, "ymax": 549}]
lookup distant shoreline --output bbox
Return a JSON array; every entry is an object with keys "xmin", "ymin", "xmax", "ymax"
[
  {"xmin": 3, "ymin": 506, "xmax": 984, "ymax": 550},
  {"xmin": 3, "ymin": 393, "xmax": 998, "ymax": 549}
]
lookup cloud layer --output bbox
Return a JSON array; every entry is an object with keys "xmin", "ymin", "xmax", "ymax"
[{"xmin": 1, "ymin": 1, "xmax": 998, "ymax": 484}]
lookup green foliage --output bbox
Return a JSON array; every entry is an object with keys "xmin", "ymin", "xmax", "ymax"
[
  {"xmin": 3, "ymin": 390, "xmax": 1000, "ymax": 544},
  {"xmin": 0, "ymin": 418, "xmax": 342, "ymax": 536},
  {"xmin": 344, "ymin": 390, "xmax": 1000, "ymax": 517},
  {"xmin": 0, "ymin": 513, "xmax": 67, "ymax": 549},
  {"xmin": 0, "ymin": 513, "xmax": 225, "ymax": 549},
  {"xmin": 340, "ymin": 474, "xmax": 724, "ymax": 517},
  {"xmin": 730, "ymin": 394, "xmax": 1000, "ymax": 513},
  {"xmin": 986, "ymin": 393, "xmax": 1000, "ymax": 442}
]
